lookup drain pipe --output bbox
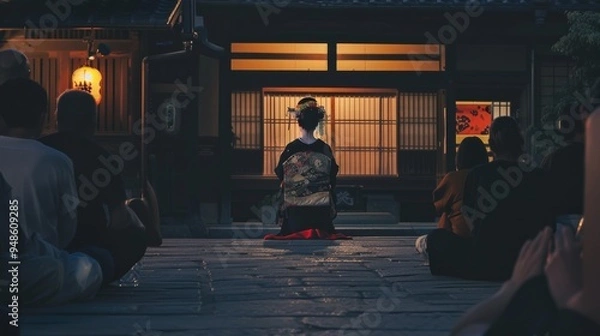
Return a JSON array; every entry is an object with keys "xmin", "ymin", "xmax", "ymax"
[
  {"xmin": 181, "ymin": 0, "xmax": 225, "ymax": 55},
  {"xmin": 140, "ymin": 0, "xmax": 224, "ymax": 197},
  {"xmin": 140, "ymin": 50, "xmax": 189, "ymax": 198},
  {"xmin": 195, "ymin": 16, "xmax": 225, "ymax": 55},
  {"xmin": 529, "ymin": 47, "xmax": 536, "ymax": 157}
]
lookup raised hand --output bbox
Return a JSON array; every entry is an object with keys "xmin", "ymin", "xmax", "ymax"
[
  {"xmin": 545, "ymin": 225, "xmax": 583, "ymax": 308},
  {"xmin": 507, "ymin": 226, "xmax": 552, "ymax": 290}
]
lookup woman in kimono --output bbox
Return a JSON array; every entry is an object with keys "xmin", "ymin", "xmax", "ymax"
[{"xmin": 274, "ymin": 97, "xmax": 339, "ymax": 235}]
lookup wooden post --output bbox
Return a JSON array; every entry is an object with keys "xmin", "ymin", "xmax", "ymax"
[
  {"xmin": 444, "ymin": 44, "xmax": 457, "ymax": 174},
  {"xmin": 584, "ymin": 108, "xmax": 600, "ymax": 311}
]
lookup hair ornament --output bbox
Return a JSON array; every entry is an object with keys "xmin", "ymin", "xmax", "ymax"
[{"xmin": 287, "ymin": 100, "xmax": 326, "ymax": 119}]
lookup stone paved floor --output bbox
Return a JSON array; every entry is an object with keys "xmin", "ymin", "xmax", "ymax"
[{"xmin": 21, "ymin": 238, "xmax": 501, "ymax": 336}]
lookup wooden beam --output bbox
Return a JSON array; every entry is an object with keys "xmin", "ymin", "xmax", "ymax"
[
  {"xmin": 444, "ymin": 44, "xmax": 457, "ymax": 174},
  {"xmin": 584, "ymin": 109, "xmax": 600, "ymax": 315},
  {"xmin": 130, "ymin": 31, "xmax": 141, "ymax": 134},
  {"xmin": 57, "ymin": 51, "xmax": 70, "ymax": 95},
  {"xmin": 263, "ymin": 87, "xmax": 399, "ymax": 94},
  {"xmin": 228, "ymin": 72, "xmax": 445, "ymax": 91},
  {"xmin": 1, "ymin": 39, "xmax": 137, "ymax": 53}
]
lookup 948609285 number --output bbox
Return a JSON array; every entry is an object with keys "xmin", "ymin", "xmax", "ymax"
[{"xmin": 8, "ymin": 199, "xmax": 19, "ymax": 259}]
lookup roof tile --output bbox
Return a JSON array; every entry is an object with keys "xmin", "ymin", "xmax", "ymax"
[
  {"xmin": 1, "ymin": 0, "xmax": 599, "ymax": 29},
  {"xmin": 196, "ymin": 0, "xmax": 600, "ymax": 8},
  {"xmin": 0, "ymin": 0, "xmax": 179, "ymax": 28}
]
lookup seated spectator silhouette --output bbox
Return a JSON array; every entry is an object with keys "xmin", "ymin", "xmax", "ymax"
[
  {"xmin": 541, "ymin": 81, "xmax": 600, "ymax": 229},
  {"xmin": 416, "ymin": 136, "xmax": 489, "ymax": 261},
  {"xmin": 0, "ymin": 49, "xmax": 29, "ymax": 85},
  {"xmin": 463, "ymin": 117, "xmax": 553, "ymax": 280},
  {"xmin": 39, "ymin": 89, "xmax": 154, "ymax": 283},
  {"xmin": 0, "ymin": 78, "xmax": 109, "ymax": 305},
  {"xmin": 426, "ymin": 117, "xmax": 553, "ymax": 281},
  {"xmin": 273, "ymin": 97, "xmax": 339, "ymax": 236}
]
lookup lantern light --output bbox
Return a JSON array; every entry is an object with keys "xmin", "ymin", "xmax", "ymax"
[{"xmin": 72, "ymin": 65, "xmax": 102, "ymax": 105}]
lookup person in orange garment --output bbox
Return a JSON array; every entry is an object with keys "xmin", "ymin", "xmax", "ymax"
[
  {"xmin": 419, "ymin": 117, "xmax": 553, "ymax": 281},
  {"xmin": 415, "ymin": 136, "xmax": 488, "ymax": 261},
  {"xmin": 435, "ymin": 136, "xmax": 489, "ymax": 237}
]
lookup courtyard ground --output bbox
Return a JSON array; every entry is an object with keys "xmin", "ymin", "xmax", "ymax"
[{"xmin": 21, "ymin": 237, "xmax": 501, "ymax": 336}]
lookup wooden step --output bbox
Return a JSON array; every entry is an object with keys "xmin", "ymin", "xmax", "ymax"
[{"xmin": 333, "ymin": 212, "xmax": 397, "ymax": 225}]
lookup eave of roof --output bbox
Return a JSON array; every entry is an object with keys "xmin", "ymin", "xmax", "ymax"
[
  {"xmin": 195, "ymin": 0, "xmax": 600, "ymax": 10},
  {"xmin": 0, "ymin": 0, "xmax": 180, "ymax": 29}
]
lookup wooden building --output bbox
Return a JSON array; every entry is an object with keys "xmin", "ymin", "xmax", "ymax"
[
  {"xmin": 2, "ymin": 0, "xmax": 599, "ymax": 225},
  {"xmin": 192, "ymin": 0, "xmax": 599, "ymax": 222},
  {"xmin": 0, "ymin": 0, "xmax": 180, "ymax": 187}
]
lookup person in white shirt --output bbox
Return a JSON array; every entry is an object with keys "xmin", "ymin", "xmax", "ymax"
[{"xmin": 0, "ymin": 77, "xmax": 109, "ymax": 305}]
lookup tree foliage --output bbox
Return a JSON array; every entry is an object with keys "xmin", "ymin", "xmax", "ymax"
[{"xmin": 551, "ymin": 11, "xmax": 600, "ymax": 113}]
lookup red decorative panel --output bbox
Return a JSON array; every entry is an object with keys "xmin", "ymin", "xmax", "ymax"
[{"xmin": 456, "ymin": 103, "xmax": 492, "ymax": 135}]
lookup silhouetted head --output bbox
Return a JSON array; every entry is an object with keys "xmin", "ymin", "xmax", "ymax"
[
  {"xmin": 456, "ymin": 136, "xmax": 488, "ymax": 170},
  {"xmin": 56, "ymin": 89, "xmax": 97, "ymax": 137},
  {"xmin": 0, "ymin": 78, "xmax": 47, "ymax": 136},
  {"xmin": 0, "ymin": 49, "xmax": 30, "ymax": 85},
  {"xmin": 489, "ymin": 116, "xmax": 524, "ymax": 159},
  {"xmin": 296, "ymin": 97, "xmax": 325, "ymax": 132}
]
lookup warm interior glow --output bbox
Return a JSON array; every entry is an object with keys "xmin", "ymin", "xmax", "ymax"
[
  {"xmin": 72, "ymin": 65, "xmax": 102, "ymax": 104},
  {"xmin": 337, "ymin": 60, "xmax": 442, "ymax": 71},
  {"xmin": 231, "ymin": 43, "xmax": 328, "ymax": 71},
  {"xmin": 230, "ymin": 42, "xmax": 445, "ymax": 72},
  {"xmin": 231, "ymin": 59, "xmax": 327, "ymax": 71},
  {"xmin": 455, "ymin": 101, "xmax": 511, "ymax": 161},
  {"xmin": 231, "ymin": 43, "xmax": 328, "ymax": 54},
  {"xmin": 262, "ymin": 92, "xmax": 398, "ymax": 176},
  {"xmin": 336, "ymin": 43, "xmax": 444, "ymax": 72},
  {"xmin": 337, "ymin": 43, "xmax": 440, "ymax": 55}
]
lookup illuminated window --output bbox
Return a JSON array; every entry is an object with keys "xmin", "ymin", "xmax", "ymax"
[
  {"xmin": 232, "ymin": 91, "xmax": 262, "ymax": 149},
  {"xmin": 336, "ymin": 43, "xmax": 445, "ymax": 72},
  {"xmin": 232, "ymin": 89, "xmax": 446, "ymax": 176},
  {"xmin": 230, "ymin": 43, "xmax": 328, "ymax": 71},
  {"xmin": 262, "ymin": 89, "xmax": 398, "ymax": 176}
]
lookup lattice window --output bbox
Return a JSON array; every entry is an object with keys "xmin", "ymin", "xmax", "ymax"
[
  {"xmin": 398, "ymin": 93, "xmax": 438, "ymax": 150},
  {"xmin": 398, "ymin": 92, "xmax": 440, "ymax": 175},
  {"xmin": 263, "ymin": 93, "xmax": 332, "ymax": 175},
  {"xmin": 334, "ymin": 95, "xmax": 397, "ymax": 175},
  {"xmin": 231, "ymin": 91, "xmax": 261, "ymax": 149},
  {"xmin": 539, "ymin": 58, "xmax": 574, "ymax": 124},
  {"xmin": 492, "ymin": 101, "xmax": 511, "ymax": 118},
  {"xmin": 262, "ymin": 90, "xmax": 398, "ymax": 176},
  {"xmin": 29, "ymin": 56, "xmax": 59, "ymax": 134}
]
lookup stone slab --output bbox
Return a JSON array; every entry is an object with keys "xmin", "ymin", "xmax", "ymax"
[{"xmin": 20, "ymin": 237, "xmax": 501, "ymax": 336}]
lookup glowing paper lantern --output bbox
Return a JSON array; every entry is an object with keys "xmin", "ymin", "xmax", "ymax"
[{"xmin": 72, "ymin": 65, "xmax": 102, "ymax": 104}]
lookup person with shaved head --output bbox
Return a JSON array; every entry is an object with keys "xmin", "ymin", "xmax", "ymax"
[
  {"xmin": 40, "ymin": 89, "xmax": 156, "ymax": 284},
  {"xmin": 0, "ymin": 48, "xmax": 30, "ymax": 85}
]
